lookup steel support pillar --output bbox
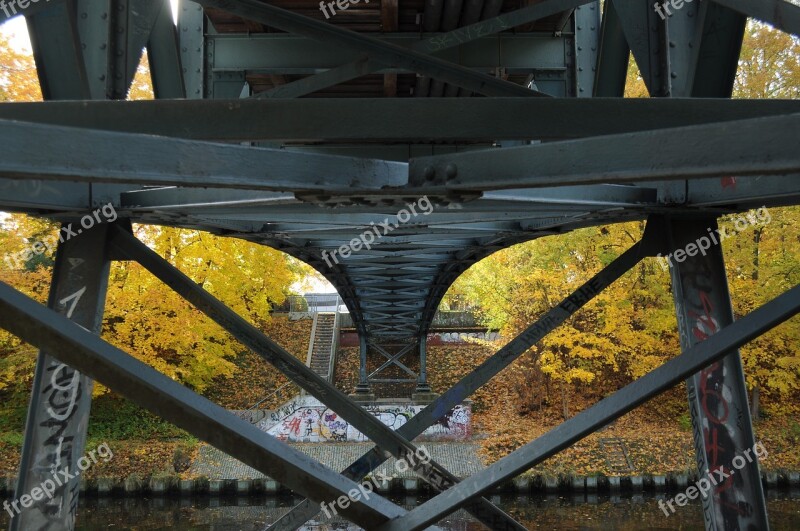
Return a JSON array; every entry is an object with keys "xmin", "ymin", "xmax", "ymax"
[
  {"xmin": 593, "ymin": 0, "xmax": 629, "ymax": 97},
  {"xmin": 178, "ymin": 0, "xmax": 205, "ymax": 99},
  {"xmin": 353, "ymin": 334, "xmax": 372, "ymax": 396},
  {"xmin": 415, "ymin": 337, "xmax": 432, "ymax": 394},
  {"xmin": 12, "ymin": 224, "xmax": 112, "ymax": 531},
  {"xmin": 666, "ymin": 217, "xmax": 769, "ymax": 530},
  {"xmin": 147, "ymin": 0, "xmax": 187, "ymax": 99}
]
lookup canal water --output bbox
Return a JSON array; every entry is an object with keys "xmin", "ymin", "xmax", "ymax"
[{"xmin": 4, "ymin": 489, "xmax": 795, "ymax": 530}]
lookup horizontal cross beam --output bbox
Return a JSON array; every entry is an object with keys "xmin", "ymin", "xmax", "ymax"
[
  {"xmin": 2, "ymin": 98, "xmax": 797, "ymax": 142},
  {"xmin": 0, "ymin": 119, "xmax": 406, "ymax": 191},
  {"xmin": 409, "ymin": 113, "xmax": 800, "ymax": 189}
]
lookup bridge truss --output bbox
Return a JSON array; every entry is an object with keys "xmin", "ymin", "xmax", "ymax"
[{"xmin": 0, "ymin": 0, "xmax": 799, "ymax": 529}]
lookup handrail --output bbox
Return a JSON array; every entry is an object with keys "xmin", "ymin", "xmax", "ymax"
[
  {"xmin": 236, "ymin": 381, "xmax": 298, "ymax": 423},
  {"xmin": 326, "ymin": 311, "xmax": 340, "ymax": 382}
]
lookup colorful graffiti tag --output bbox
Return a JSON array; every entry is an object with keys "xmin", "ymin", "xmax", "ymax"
[{"xmin": 260, "ymin": 397, "xmax": 471, "ymax": 442}]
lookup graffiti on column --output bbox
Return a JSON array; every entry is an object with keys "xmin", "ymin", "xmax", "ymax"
[
  {"xmin": 261, "ymin": 397, "xmax": 472, "ymax": 442},
  {"xmin": 36, "ymin": 286, "xmax": 88, "ymax": 525},
  {"xmin": 675, "ymin": 241, "xmax": 764, "ymax": 529},
  {"xmin": 15, "ymin": 226, "xmax": 108, "ymax": 531}
]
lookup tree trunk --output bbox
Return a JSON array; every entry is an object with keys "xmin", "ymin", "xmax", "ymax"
[{"xmin": 751, "ymin": 384, "xmax": 761, "ymax": 422}]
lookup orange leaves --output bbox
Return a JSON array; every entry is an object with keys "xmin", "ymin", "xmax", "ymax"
[{"xmin": 0, "ymin": 33, "xmax": 42, "ymax": 102}]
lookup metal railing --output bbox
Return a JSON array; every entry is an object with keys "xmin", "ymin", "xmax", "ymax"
[
  {"xmin": 338, "ymin": 310, "xmax": 483, "ymax": 329},
  {"xmin": 273, "ymin": 294, "xmax": 344, "ymax": 315},
  {"xmin": 233, "ymin": 381, "xmax": 299, "ymax": 424}
]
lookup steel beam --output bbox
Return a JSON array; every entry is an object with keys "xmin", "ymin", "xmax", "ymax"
[
  {"xmin": 712, "ymin": 0, "xmax": 800, "ymax": 38},
  {"xmin": 2, "ymin": 98, "xmax": 798, "ymax": 143},
  {"xmin": 147, "ymin": 0, "xmax": 187, "ymax": 99},
  {"xmin": 178, "ymin": 0, "xmax": 205, "ymax": 99},
  {"xmin": 25, "ymin": 0, "xmax": 90, "ymax": 100},
  {"xmin": 368, "ymin": 342, "xmax": 418, "ymax": 380},
  {"xmin": 112, "ymin": 0, "xmax": 161, "ymax": 99},
  {"xmin": 210, "ymin": 33, "xmax": 568, "ymax": 72},
  {"xmin": 354, "ymin": 334, "xmax": 371, "ymax": 394},
  {"xmin": 0, "ymin": 281, "xmax": 407, "ymax": 528},
  {"xmin": 667, "ymin": 218, "xmax": 768, "ymax": 529},
  {"xmin": 573, "ymin": 2, "xmax": 600, "ymax": 97},
  {"xmin": 691, "ymin": 1, "xmax": 746, "ymax": 98},
  {"xmin": 610, "ymin": 0, "xmax": 670, "ymax": 96},
  {"xmin": 416, "ymin": 337, "xmax": 431, "ymax": 393},
  {"xmin": 408, "ymin": 113, "xmax": 800, "ymax": 190},
  {"xmin": 0, "ymin": 119, "xmax": 407, "ymax": 192},
  {"xmin": 76, "ymin": 0, "xmax": 113, "ymax": 100},
  {"xmin": 593, "ymin": 0, "xmax": 629, "ymax": 97},
  {"xmin": 377, "ymin": 283, "xmax": 800, "ymax": 530},
  {"xmin": 252, "ymin": 0, "xmax": 594, "ymax": 98},
  {"xmin": 271, "ymin": 234, "xmax": 650, "ymax": 529},
  {"xmin": 107, "ymin": 227, "xmax": 526, "ymax": 531},
  {"xmin": 2, "ymin": 0, "xmax": 65, "ymax": 20},
  {"xmin": 255, "ymin": 56, "xmax": 374, "ymax": 99},
  {"xmin": 193, "ymin": 0, "xmax": 542, "ymax": 97},
  {"xmin": 11, "ymin": 224, "xmax": 111, "ymax": 531},
  {"xmin": 686, "ymin": 176, "xmax": 800, "ymax": 209}
]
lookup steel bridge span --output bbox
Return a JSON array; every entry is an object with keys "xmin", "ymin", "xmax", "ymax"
[{"xmin": 0, "ymin": 0, "xmax": 799, "ymax": 529}]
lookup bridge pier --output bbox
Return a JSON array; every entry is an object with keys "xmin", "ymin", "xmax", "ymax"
[
  {"xmin": 667, "ymin": 217, "xmax": 768, "ymax": 530},
  {"xmin": 12, "ymin": 224, "xmax": 112, "ymax": 531}
]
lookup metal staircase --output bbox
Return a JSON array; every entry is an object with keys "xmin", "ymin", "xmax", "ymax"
[
  {"xmin": 306, "ymin": 312, "xmax": 339, "ymax": 382},
  {"xmin": 599, "ymin": 437, "xmax": 634, "ymax": 473}
]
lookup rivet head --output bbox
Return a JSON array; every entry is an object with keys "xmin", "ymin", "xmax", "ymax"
[
  {"xmin": 423, "ymin": 166, "xmax": 436, "ymax": 181},
  {"xmin": 445, "ymin": 164, "xmax": 458, "ymax": 180}
]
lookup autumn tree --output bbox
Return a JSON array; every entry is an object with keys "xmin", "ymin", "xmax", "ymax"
[
  {"xmin": 735, "ymin": 22, "xmax": 800, "ymax": 99},
  {"xmin": 0, "ymin": 32, "xmax": 41, "ymax": 102}
]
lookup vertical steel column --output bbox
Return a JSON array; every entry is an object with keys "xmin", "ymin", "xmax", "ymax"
[
  {"xmin": 354, "ymin": 334, "xmax": 371, "ymax": 394},
  {"xmin": 12, "ymin": 224, "xmax": 112, "ymax": 531},
  {"xmin": 147, "ymin": 0, "xmax": 187, "ymax": 99},
  {"xmin": 667, "ymin": 217, "xmax": 768, "ymax": 530},
  {"xmin": 573, "ymin": 1, "xmax": 600, "ymax": 97},
  {"xmin": 416, "ymin": 336, "xmax": 432, "ymax": 394},
  {"xmin": 178, "ymin": 0, "xmax": 205, "ymax": 99}
]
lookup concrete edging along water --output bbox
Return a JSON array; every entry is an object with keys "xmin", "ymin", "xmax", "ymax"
[{"xmin": 0, "ymin": 470, "xmax": 797, "ymax": 498}]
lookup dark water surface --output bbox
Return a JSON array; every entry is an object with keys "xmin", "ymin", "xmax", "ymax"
[{"xmin": 2, "ymin": 490, "xmax": 799, "ymax": 530}]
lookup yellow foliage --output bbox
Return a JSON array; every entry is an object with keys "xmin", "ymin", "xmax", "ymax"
[{"xmin": 0, "ymin": 216, "xmax": 304, "ymax": 395}]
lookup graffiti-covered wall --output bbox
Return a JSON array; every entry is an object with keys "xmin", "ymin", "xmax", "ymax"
[{"xmin": 259, "ymin": 397, "xmax": 472, "ymax": 442}]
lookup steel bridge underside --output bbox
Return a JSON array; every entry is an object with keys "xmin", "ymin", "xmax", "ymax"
[{"xmin": 1, "ymin": 0, "xmax": 800, "ymax": 529}]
